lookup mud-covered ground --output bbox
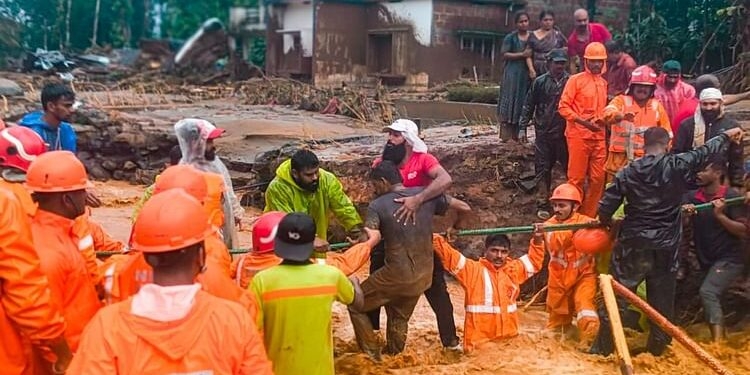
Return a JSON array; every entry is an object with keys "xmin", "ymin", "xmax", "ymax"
[{"xmin": 93, "ymin": 173, "xmax": 750, "ymax": 375}]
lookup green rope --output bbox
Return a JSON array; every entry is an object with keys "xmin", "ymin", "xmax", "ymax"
[{"xmin": 96, "ymin": 196, "xmax": 746, "ymax": 257}]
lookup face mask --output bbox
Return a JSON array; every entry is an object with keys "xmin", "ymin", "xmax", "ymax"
[{"xmin": 382, "ymin": 142, "xmax": 406, "ymax": 164}]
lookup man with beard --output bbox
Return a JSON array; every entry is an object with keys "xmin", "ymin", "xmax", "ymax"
[
  {"xmin": 175, "ymin": 118, "xmax": 244, "ymax": 250},
  {"xmin": 673, "ymin": 74, "xmax": 750, "ymax": 135},
  {"xmin": 673, "ymin": 88, "xmax": 744, "ymax": 188},
  {"xmin": 369, "ymin": 119, "xmax": 460, "ymax": 350},
  {"xmin": 654, "ymin": 60, "xmax": 695, "ymax": 126},
  {"xmin": 682, "ymin": 157, "xmax": 746, "ymax": 342},
  {"xmin": 19, "ymin": 83, "xmax": 78, "ymax": 152},
  {"xmin": 591, "ymin": 126, "xmax": 743, "ymax": 357},
  {"xmin": 566, "ymin": 8, "xmax": 611, "ymax": 74},
  {"xmin": 349, "ymin": 160, "xmax": 468, "ymax": 360},
  {"xmin": 558, "ymin": 42, "xmax": 608, "ymax": 218},
  {"xmin": 264, "ymin": 149, "xmax": 363, "ymax": 249}
]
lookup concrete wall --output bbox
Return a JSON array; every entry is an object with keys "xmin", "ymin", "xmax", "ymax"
[
  {"xmin": 282, "ymin": 3, "xmax": 314, "ymax": 56},
  {"xmin": 313, "ymin": 2, "xmax": 368, "ymax": 86}
]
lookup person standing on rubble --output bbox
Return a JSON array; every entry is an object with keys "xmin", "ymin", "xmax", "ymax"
[
  {"xmin": 591, "ymin": 126, "xmax": 744, "ymax": 357},
  {"xmin": 370, "ymin": 119, "xmax": 460, "ymax": 350},
  {"xmin": 558, "ymin": 42, "xmax": 609, "ymax": 218},
  {"xmin": 519, "ymin": 48, "xmax": 570, "ymax": 220},
  {"xmin": 69, "ymin": 190, "xmax": 273, "ymax": 374},
  {"xmin": 175, "ymin": 118, "xmax": 244, "ymax": 250},
  {"xmin": 602, "ymin": 65, "xmax": 671, "ymax": 183},
  {"xmin": 497, "ymin": 11, "xmax": 533, "ymax": 142},
  {"xmin": 264, "ymin": 149, "xmax": 363, "ymax": 250},
  {"xmin": 349, "ymin": 160, "xmax": 469, "ymax": 360},
  {"xmin": 674, "ymin": 88, "xmax": 745, "ymax": 188},
  {"xmin": 682, "ymin": 157, "xmax": 747, "ymax": 342},
  {"xmin": 19, "ymin": 83, "xmax": 78, "ymax": 152},
  {"xmin": 25, "ymin": 151, "xmax": 102, "ymax": 351}
]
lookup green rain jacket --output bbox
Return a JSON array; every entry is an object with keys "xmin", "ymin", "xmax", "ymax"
[{"xmin": 264, "ymin": 159, "xmax": 362, "ymax": 240}]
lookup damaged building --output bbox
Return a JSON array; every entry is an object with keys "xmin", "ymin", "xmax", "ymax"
[{"xmin": 260, "ymin": 0, "xmax": 631, "ymax": 89}]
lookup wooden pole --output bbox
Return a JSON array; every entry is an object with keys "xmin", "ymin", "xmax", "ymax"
[
  {"xmin": 599, "ymin": 274, "xmax": 634, "ymax": 375},
  {"xmin": 610, "ymin": 279, "xmax": 735, "ymax": 375}
]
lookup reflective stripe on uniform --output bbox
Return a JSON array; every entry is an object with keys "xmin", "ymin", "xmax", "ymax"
[
  {"xmin": 78, "ymin": 235, "xmax": 93, "ymax": 251},
  {"xmin": 453, "ymin": 254, "xmax": 467, "ymax": 274},
  {"xmin": 464, "ymin": 268, "xmax": 518, "ymax": 315},
  {"xmin": 519, "ymin": 254, "xmax": 535, "ymax": 277},
  {"xmin": 235, "ymin": 256, "xmax": 246, "ymax": 286},
  {"xmin": 577, "ymin": 309, "xmax": 599, "ymax": 320},
  {"xmin": 261, "ymin": 285, "xmax": 337, "ymax": 302},
  {"xmin": 103, "ymin": 263, "xmax": 116, "ymax": 304}
]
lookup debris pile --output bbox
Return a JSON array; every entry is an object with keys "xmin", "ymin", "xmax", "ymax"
[{"xmin": 718, "ymin": 52, "xmax": 750, "ymax": 94}]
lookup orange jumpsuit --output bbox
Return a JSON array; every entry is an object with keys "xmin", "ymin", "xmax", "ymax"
[
  {"xmin": 432, "ymin": 235, "xmax": 544, "ymax": 351},
  {"xmin": 0, "ymin": 178, "xmax": 36, "ymax": 217},
  {"xmin": 0, "ymin": 190, "xmax": 67, "ymax": 375},
  {"xmin": 529, "ymin": 212, "xmax": 600, "ymax": 342},
  {"xmin": 558, "ymin": 65, "xmax": 609, "ymax": 217},
  {"xmin": 603, "ymin": 95, "xmax": 672, "ymax": 182},
  {"xmin": 231, "ymin": 242, "xmax": 374, "ymax": 289},
  {"xmin": 67, "ymin": 290, "xmax": 273, "ymax": 374},
  {"xmin": 31, "ymin": 210, "xmax": 102, "ymax": 351}
]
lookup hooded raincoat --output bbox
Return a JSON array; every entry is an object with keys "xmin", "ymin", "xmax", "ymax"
[
  {"xmin": 174, "ymin": 119, "xmax": 242, "ymax": 250},
  {"xmin": 264, "ymin": 159, "xmax": 362, "ymax": 240}
]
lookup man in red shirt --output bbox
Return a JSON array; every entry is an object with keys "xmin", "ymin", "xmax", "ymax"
[
  {"xmin": 368, "ymin": 119, "xmax": 460, "ymax": 350},
  {"xmin": 567, "ymin": 8, "xmax": 611, "ymax": 74},
  {"xmin": 604, "ymin": 40, "xmax": 637, "ymax": 99}
]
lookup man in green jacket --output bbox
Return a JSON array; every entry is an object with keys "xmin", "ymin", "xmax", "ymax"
[{"xmin": 264, "ymin": 149, "xmax": 363, "ymax": 245}]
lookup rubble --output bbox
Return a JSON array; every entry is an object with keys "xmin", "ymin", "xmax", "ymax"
[{"xmin": 0, "ymin": 78, "xmax": 22, "ymax": 96}]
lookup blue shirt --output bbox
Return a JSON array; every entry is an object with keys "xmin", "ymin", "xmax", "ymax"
[{"xmin": 18, "ymin": 111, "xmax": 77, "ymax": 152}]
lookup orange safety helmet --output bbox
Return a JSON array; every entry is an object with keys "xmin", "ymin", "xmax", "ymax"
[
  {"xmin": 550, "ymin": 183, "xmax": 582, "ymax": 204},
  {"xmin": 583, "ymin": 42, "xmax": 607, "ymax": 60},
  {"xmin": 130, "ymin": 189, "xmax": 213, "ymax": 253},
  {"xmin": 252, "ymin": 211, "xmax": 286, "ymax": 254},
  {"xmin": 153, "ymin": 164, "xmax": 208, "ymax": 202},
  {"xmin": 572, "ymin": 227, "xmax": 613, "ymax": 255},
  {"xmin": 629, "ymin": 65, "xmax": 658, "ymax": 86},
  {"xmin": 0, "ymin": 126, "xmax": 47, "ymax": 172},
  {"xmin": 25, "ymin": 150, "xmax": 93, "ymax": 192}
]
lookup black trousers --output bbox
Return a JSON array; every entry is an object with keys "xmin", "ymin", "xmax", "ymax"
[
  {"xmin": 591, "ymin": 241, "xmax": 677, "ymax": 356},
  {"xmin": 367, "ymin": 241, "xmax": 459, "ymax": 347},
  {"xmin": 535, "ymin": 135, "xmax": 568, "ymax": 209}
]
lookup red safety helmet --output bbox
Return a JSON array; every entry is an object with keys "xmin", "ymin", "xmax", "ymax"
[
  {"xmin": 629, "ymin": 65, "xmax": 658, "ymax": 86},
  {"xmin": 0, "ymin": 127, "xmax": 47, "ymax": 172},
  {"xmin": 572, "ymin": 228, "xmax": 613, "ymax": 255},
  {"xmin": 252, "ymin": 211, "xmax": 287, "ymax": 254},
  {"xmin": 550, "ymin": 183, "xmax": 582, "ymax": 204}
]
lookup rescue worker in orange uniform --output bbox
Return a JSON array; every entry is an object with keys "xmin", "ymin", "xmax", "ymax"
[
  {"xmin": 231, "ymin": 211, "xmax": 379, "ymax": 289},
  {"xmin": 68, "ymin": 189, "xmax": 273, "ymax": 374},
  {"xmin": 603, "ymin": 65, "xmax": 672, "ymax": 182},
  {"xmin": 25, "ymin": 151, "xmax": 102, "ymax": 351},
  {"xmin": 432, "ymin": 232, "xmax": 543, "ymax": 351},
  {"xmin": 530, "ymin": 183, "xmax": 600, "ymax": 345},
  {"xmin": 0, "ymin": 188, "xmax": 73, "ymax": 375},
  {"xmin": 558, "ymin": 42, "xmax": 609, "ymax": 217}
]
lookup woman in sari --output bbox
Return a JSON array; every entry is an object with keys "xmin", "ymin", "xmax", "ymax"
[
  {"xmin": 497, "ymin": 11, "xmax": 531, "ymax": 141},
  {"xmin": 526, "ymin": 10, "xmax": 566, "ymax": 79}
]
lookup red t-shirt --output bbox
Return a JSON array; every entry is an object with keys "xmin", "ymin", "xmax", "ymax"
[
  {"xmin": 371, "ymin": 152, "xmax": 441, "ymax": 188},
  {"xmin": 672, "ymin": 97, "xmax": 699, "ymax": 135},
  {"xmin": 567, "ymin": 23, "xmax": 612, "ymax": 61}
]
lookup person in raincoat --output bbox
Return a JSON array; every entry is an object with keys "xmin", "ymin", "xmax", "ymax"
[
  {"xmin": 174, "ymin": 118, "xmax": 243, "ymax": 250},
  {"xmin": 68, "ymin": 189, "xmax": 273, "ymax": 374},
  {"xmin": 264, "ymin": 149, "xmax": 363, "ymax": 245}
]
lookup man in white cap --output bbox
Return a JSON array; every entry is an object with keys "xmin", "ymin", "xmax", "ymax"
[
  {"xmin": 368, "ymin": 119, "xmax": 461, "ymax": 350},
  {"xmin": 674, "ymin": 88, "xmax": 744, "ymax": 188}
]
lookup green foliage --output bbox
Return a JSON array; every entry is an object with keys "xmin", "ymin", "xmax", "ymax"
[
  {"xmin": 249, "ymin": 36, "xmax": 265, "ymax": 67},
  {"xmin": 616, "ymin": 0, "xmax": 739, "ymax": 73}
]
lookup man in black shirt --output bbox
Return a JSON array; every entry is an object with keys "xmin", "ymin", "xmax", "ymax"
[
  {"xmin": 519, "ymin": 48, "xmax": 570, "ymax": 220},
  {"xmin": 682, "ymin": 157, "xmax": 746, "ymax": 342}
]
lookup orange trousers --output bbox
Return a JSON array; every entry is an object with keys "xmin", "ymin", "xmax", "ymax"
[
  {"xmin": 566, "ymin": 137, "xmax": 606, "ymax": 218},
  {"xmin": 546, "ymin": 274, "xmax": 600, "ymax": 343},
  {"xmin": 604, "ymin": 151, "xmax": 629, "ymax": 185}
]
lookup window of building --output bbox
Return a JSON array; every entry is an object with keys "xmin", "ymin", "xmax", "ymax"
[{"xmin": 459, "ymin": 35, "xmax": 495, "ymax": 59}]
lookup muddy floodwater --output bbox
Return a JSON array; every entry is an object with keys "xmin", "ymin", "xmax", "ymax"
[{"xmin": 93, "ymin": 181, "xmax": 750, "ymax": 375}]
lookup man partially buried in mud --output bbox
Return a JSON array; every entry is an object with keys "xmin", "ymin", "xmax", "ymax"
[{"xmin": 348, "ymin": 160, "xmax": 470, "ymax": 361}]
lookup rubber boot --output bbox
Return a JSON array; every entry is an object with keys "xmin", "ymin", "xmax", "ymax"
[{"xmin": 709, "ymin": 324, "xmax": 726, "ymax": 343}]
